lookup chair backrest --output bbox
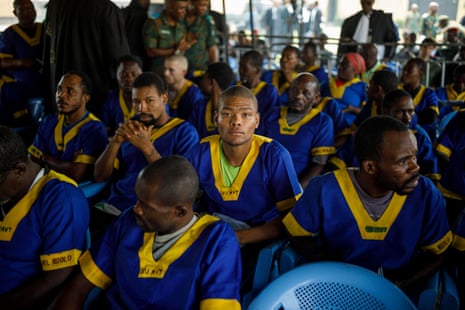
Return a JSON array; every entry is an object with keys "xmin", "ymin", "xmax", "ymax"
[{"xmin": 247, "ymin": 262, "xmax": 417, "ymax": 310}]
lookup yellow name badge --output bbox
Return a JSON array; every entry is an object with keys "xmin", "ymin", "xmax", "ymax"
[{"xmin": 40, "ymin": 249, "xmax": 81, "ymax": 271}]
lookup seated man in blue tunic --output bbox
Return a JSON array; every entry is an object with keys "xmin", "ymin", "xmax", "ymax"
[
  {"xmin": 0, "ymin": 126, "xmax": 89, "ymax": 309},
  {"xmin": 283, "ymin": 116, "xmax": 452, "ymax": 298},
  {"xmin": 28, "ymin": 71, "xmax": 108, "ymax": 183},
  {"xmin": 262, "ymin": 72, "xmax": 335, "ymax": 189},
  {"xmin": 101, "ymin": 54, "xmax": 143, "ymax": 135},
  {"xmin": 54, "ymin": 155, "xmax": 242, "ymax": 309},
  {"xmin": 186, "ymin": 85, "xmax": 302, "ymax": 292},
  {"xmin": 94, "ymin": 72, "xmax": 199, "ymax": 215},
  {"xmin": 163, "ymin": 54, "xmax": 204, "ymax": 120},
  {"xmin": 0, "ymin": 0, "xmax": 44, "ymax": 127}
]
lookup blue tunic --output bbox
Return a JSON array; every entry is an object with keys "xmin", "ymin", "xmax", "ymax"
[
  {"xmin": 167, "ymin": 80, "xmax": 204, "ymax": 120},
  {"xmin": 0, "ymin": 170, "xmax": 89, "ymax": 294},
  {"xmin": 186, "ymin": 135, "xmax": 302, "ymax": 226},
  {"xmin": 106, "ymin": 118, "xmax": 199, "ymax": 211},
  {"xmin": 283, "ymin": 169, "xmax": 452, "ymax": 271},
  {"xmin": 80, "ymin": 212, "xmax": 241, "ymax": 309},
  {"xmin": 101, "ymin": 89, "xmax": 136, "ymax": 135},
  {"xmin": 188, "ymin": 97, "xmax": 218, "ymax": 139}
]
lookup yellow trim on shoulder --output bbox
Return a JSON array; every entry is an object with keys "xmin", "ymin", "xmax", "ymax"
[
  {"xmin": 421, "ymin": 231, "xmax": 452, "ymax": 254},
  {"xmin": 435, "ymin": 143, "xmax": 452, "ymax": 160},
  {"xmin": 41, "ymin": 249, "xmax": 82, "ymax": 271},
  {"xmin": 204, "ymin": 100, "xmax": 217, "ymax": 132},
  {"xmin": 282, "ymin": 213, "xmax": 313, "ymax": 237},
  {"xmin": 28, "ymin": 144, "xmax": 44, "ymax": 160},
  {"xmin": 13, "ymin": 109, "xmax": 29, "ymax": 119},
  {"xmin": 169, "ymin": 80, "xmax": 193, "ymax": 110},
  {"xmin": 74, "ymin": 154, "xmax": 96, "ymax": 164},
  {"xmin": 200, "ymin": 298, "xmax": 241, "ymax": 310},
  {"xmin": 278, "ymin": 106, "xmax": 321, "ymax": 135},
  {"xmin": 150, "ymin": 118, "xmax": 184, "ymax": 142},
  {"xmin": 0, "ymin": 170, "xmax": 76, "ymax": 241},
  {"xmin": 314, "ymin": 97, "xmax": 330, "ymax": 112},
  {"xmin": 438, "ymin": 183, "xmax": 465, "ymax": 201},
  {"xmin": 12, "ymin": 23, "xmax": 42, "ymax": 46},
  {"xmin": 400, "ymin": 84, "xmax": 426, "ymax": 109},
  {"xmin": 138, "ymin": 215, "xmax": 219, "ymax": 279},
  {"xmin": 276, "ymin": 192, "xmax": 302, "ymax": 212},
  {"xmin": 328, "ymin": 156, "xmax": 347, "ymax": 169},
  {"xmin": 54, "ymin": 113, "xmax": 101, "ymax": 152},
  {"xmin": 208, "ymin": 135, "xmax": 270, "ymax": 201},
  {"xmin": 329, "ymin": 77, "xmax": 361, "ymax": 99},
  {"xmin": 272, "ymin": 71, "xmax": 296, "ymax": 95},
  {"xmin": 80, "ymin": 250, "xmax": 113, "ymax": 289},
  {"xmin": 118, "ymin": 89, "xmax": 135, "ymax": 121},
  {"xmin": 453, "ymin": 234, "xmax": 465, "ymax": 251},
  {"xmin": 334, "ymin": 169, "xmax": 407, "ymax": 240}
]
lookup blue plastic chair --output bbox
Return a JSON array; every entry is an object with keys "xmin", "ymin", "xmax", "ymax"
[
  {"xmin": 247, "ymin": 262, "xmax": 417, "ymax": 310},
  {"xmin": 417, "ymin": 268, "xmax": 459, "ymax": 310},
  {"xmin": 78, "ymin": 181, "xmax": 109, "ymax": 200}
]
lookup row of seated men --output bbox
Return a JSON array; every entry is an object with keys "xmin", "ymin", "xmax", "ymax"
[{"xmin": 2, "ymin": 47, "xmax": 465, "ymax": 308}]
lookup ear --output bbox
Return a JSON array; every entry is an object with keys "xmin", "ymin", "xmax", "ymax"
[
  {"xmin": 360, "ymin": 159, "xmax": 376, "ymax": 175},
  {"xmin": 83, "ymin": 93, "xmax": 91, "ymax": 104},
  {"xmin": 174, "ymin": 205, "xmax": 187, "ymax": 218},
  {"xmin": 213, "ymin": 109, "xmax": 219, "ymax": 126},
  {"xmin": 12, "ymin": 162, "xmax": 26, "ymax": 178},
  {"xmin": 162, "ymin": 91, "xmax": 169, "ymax": 103},
  {"xmin": 255, "ymin": 112, "xmax": 260, "ymax": 129}
]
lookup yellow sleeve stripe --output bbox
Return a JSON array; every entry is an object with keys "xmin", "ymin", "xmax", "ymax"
[
  {"xmin": 79, "ymin": 250, "xmax": 112, "ymax": 289},
  {"xmin": 40, "ymin": 249, "xmax": 81, "ymax": 271},
  {"xmin": 429, "ymin": 105, "xmax": 439, "ymax": 115},
  {"xmin": 113, "ymin": 158, "xmax": 120, "ymax": 170},
  {"xmin": 421, "ymin": 231, "xmax": 452, "ymax": 254},
  {"xmin": 424, "ymin": 173, "xmax": 441, "ymax": 182},
  {"xmin": 74, "ymin": 154, "xmax": 96, "ymax": 164},
  {"xmin": 312, "ymin": 146, "xmax": 336, "ymax": 156},
  {"xmin": 28, "ymin": 145, "xmax": 44, "ymax": 160},
  {"xmin": 282, "ymin": 213, "xmax": 313, "ymax": 237},
  {"xmin": 453, "ymin": 234, "xmax": 465, "ymax": 251},
  {"xmin": 276, "ymin": 192, "xmax": 302, "ymax": 212},
  {"xmin": 200, "ymin": 298, "xmax": 241, "ymax": 310},
  {"xmin": 435, "ymin": 144, "xmax": 452, "ymax": 160}
]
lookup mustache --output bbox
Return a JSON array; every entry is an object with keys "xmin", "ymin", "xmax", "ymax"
[
  {"xmin": 135, "ymin": 113, "xmax": 158, "ymax": 127},
  {"xmin": 404, "ymin": 173, "xmax": 421, "ymax": 184}
]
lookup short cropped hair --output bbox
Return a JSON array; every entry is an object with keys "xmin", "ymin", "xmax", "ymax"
[
  {"xmin": 165, "ymin": 54, "xmax": 189, "ymax": 71},
  {"xmin": 354, "ymin": 115, "xmax": 409, "ymax": 162},
  {"xmin": 383, "ymin": 89, "xmax": 412, "ymax": 110},
  {"xmin": 133, "ymin": 72, "xmax": 166, "ymax": 95},
  {"xmin": 205, "ymin": 62, "xmax": 235, "ymax": 91},
  {"xmin": 241, "ymin": 50, "xmax": 264, "ymax": 70},
  {"xmin": 0, "ymin": 126, "xmax": 28, "ymax": 174},
  {"xmin": 218, "ymin": 85, "xmax": 258, "ymax": 111},
  {"xmin": 139, "ymin": 155, "xmax": 199, "ymax": 207},
  {"xmin": 118, "ymin": 54, "xmax": 143, "ymax": 69},
  {"xmin": 406, "ymin": 58, "xmax": 426, "ymax": 76},
  {"xmin": 371, "ymin": 70, "xmax": 399, "ymax": 94},
  {"xmin": 64, "ymin": 70, "xmax": 93, "ymax": 95}
]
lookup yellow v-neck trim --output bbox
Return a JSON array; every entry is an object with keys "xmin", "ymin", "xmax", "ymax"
[
  {"xmin": 272, "ymin": 71, "xmax": 296, "ymax": 95},
  {"xmin": 237, "ymin": 81, "xmax": 267, "ymax": 97},
  {"xmin": 0, "ymin": 170, "xmax": 77, "ymax": 241},
  {"xmin": 118, "ymin": 89, "xmax": 135, "ymax": 121},
  {"xmin": 204, "ymin": 99, "xmax": 216, "ymax": 132},
  {"xmin": 54, "ymin": 113, "xmax": 99, "ymax": 152},
  {"xmin": 329, "ymin": 77, "xmax": 361, "ymax": 99},
  {"xmin": 150, "ymin": 118, "xmax": 184, "ymax": 142},
  {"xmin": 138, "ymin": 215, "xmax": 219, "ymax": 279},
  {"xmin": 206, "ymin": 135, "xmax": 271, "ymax": 201},
  {"xmin": 168, "ymin": 80, "xmax": 193, "ymax": 110},
  {"xmin": 399, "ymin": 84, "xmax": 426, "ymax": 108},
  {"xmin": 446, "ymin": 84, "xmax": 465, "ymax": 101},
  {"xmin": 334, "ymin": 169, "xmax": 407, "ymax": 240},
  {"xmin": 11, "ymin": 23, "xmax": 42, "ymax": 46},
  {"xmin": 278, "ymin": 106, "xmax": 320, "ymax": 135},
  {"xmin": 314, "ymin": 97, "xmax": 330, "ymax": 112}
]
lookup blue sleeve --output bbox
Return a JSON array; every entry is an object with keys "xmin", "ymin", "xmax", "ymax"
[{"xmin": 174, "ymin": 122, "xmax": 200, "ymax": 156}]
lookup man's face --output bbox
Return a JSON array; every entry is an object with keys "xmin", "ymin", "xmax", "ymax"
[
  {"xmin": 117, "ymin": 61, "xmax": 142, "ymax": 93},
  {"xmin": 301, "ymin": 46, "xmax": 315, "ymax": 66},
  {"xmin": 132, "ymin": 85, "xmax": 168, "ymax": 127},
  {"xmin": 419, "ymin": 44, "xmax": 434, "ymax": 59},
  {"xmin": 401, "ymin": 61, "xmax": 421, "ymax": 85},
  {"xmin": 191, "ymin": 0, "xmax": 209, "ymax": 16},
  {"xmin": 0, "ymin": 168, "xmax": 18, "ymax": 204},
  {"xmin": 14, "ymin": 0, "xmax": 36, "ymax": 27},
  {"xmin": 288, "ymin": 76, "xmax": 320, "ymax": 114},
  {"xmin": 239, "ymin": 56, "xmax": 260, "ymax": 88},
  {"xmin": 360, "ymin": 0, "xmax": 374, "ymax": 13},
  {"xmin": 56, "ymin": 74, "xmax": 89, "ymax": 116},
  {"xmin": 383, "ymin": 96, "xmax": 415, "ymax": 127},
  {"xmin": 366, "ymin": 79, "xmax": 380, "ymax": 102},
  {"xmin": 163, "ymin": 60, "xmax": 185, "ymax": 87},
  {"xmin": 373, "ymin": 131, "xmax": 420, "ymax": 195},
  {"xmin": 133, "ymin": 178, "xmax": 176, "ymax": 234},
  {"xmin": 168, "ymin": 0, "xmax": 188, "ymax": 21},
  {"xmin": 280, "ymin": 49, "xmax": 300, "ymax": 73},
  {"xmin": 216, "ymin": 96, "xmax": 259, "ymax": 147}
]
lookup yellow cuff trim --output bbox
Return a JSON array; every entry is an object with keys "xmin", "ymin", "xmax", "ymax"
[
  {"xmin": 40, "ymin": 248, "xmax": 81, "ymax": 271},
  {"xmin": 79, "ymin": 250, "xmax": 112, "ymax": 289}
]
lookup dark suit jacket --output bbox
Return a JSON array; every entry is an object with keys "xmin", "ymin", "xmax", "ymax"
[{"xmin": 338, "ymin": 10, "xmax": 397, "ymax": 59}]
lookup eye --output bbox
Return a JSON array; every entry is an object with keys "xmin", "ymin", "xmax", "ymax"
[
  {"xmin": 146, "ymin": 98, "xmax": 156, "ymax": 104},
  {"xmin": 221, "ymin": 112, "xmax": 231, "ymax": 118}
]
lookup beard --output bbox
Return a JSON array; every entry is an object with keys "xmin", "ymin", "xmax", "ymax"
[{"xmin": 135, "ymin": 113, "xmax": 159, "ymax": 127}]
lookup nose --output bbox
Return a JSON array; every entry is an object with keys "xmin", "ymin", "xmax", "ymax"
[
  {"xmin": 408, "ymin": 156, "xmax": 420, "ymax": 174},
  {"xmin": 230, "ymin": 113, "xmax": 242, "ymax": 126}
]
